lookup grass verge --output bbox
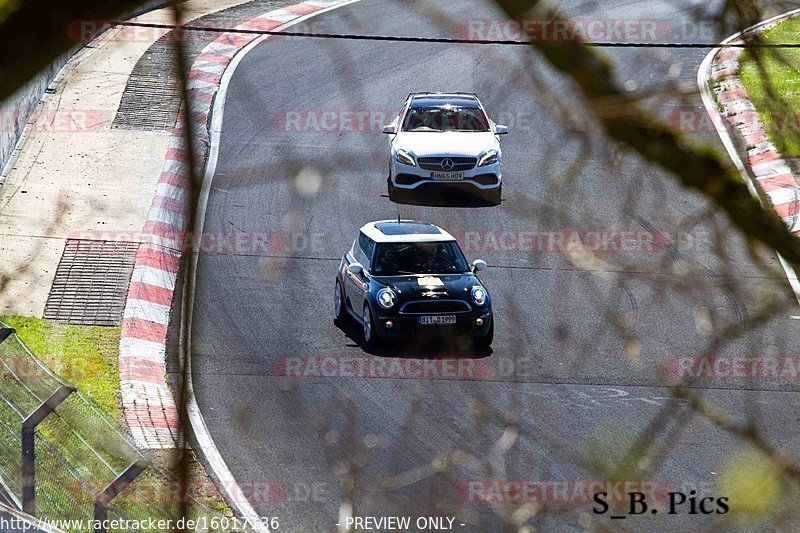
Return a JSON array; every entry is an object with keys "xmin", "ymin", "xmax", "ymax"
[
  {"xmin": 0, "ymin": 316, "xmax": 233, "ymax": 527},
  {"xmin": 1, "ymin": 316, "xmax": 121, "ymax": 418},
  {"xmin": 739, "ymin": 17, "xmax": 800, "ymax": 156}
]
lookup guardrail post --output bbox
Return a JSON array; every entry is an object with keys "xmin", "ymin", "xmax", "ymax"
[
  {"xmin": 93, "ymin": 460, "xmax": 149, "ymax": 533},
  {"xmin": 21, "ymin": 385, "xmax": 76, "ymax": 515},
  {"xmin": 0, "ymin": 327, "xmax": 14, "ymax": 344}
]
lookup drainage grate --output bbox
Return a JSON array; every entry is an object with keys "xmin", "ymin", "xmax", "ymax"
[
  {"xmin": 43, "ymin": 239, "xmax": 141, "ymax": 326},
  {"xmin": 111, "ymin": 0, "xmax": 289, "ymax": 131},
  {"xmin": 112, "ymin": 40, "xmax": 185, "ymax": 131}
]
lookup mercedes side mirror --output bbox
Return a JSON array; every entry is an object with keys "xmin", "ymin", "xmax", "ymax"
[
  {"xmin": 472, "ymin": 259, "xmax": 487, "ymax": 272},
  {"xmin": 495, "ymin": 125, "xmax": 509, "ymax": 135},
  {"xmin": 382, "ymin": 124, "xmax": 397, "ymax": 134}
]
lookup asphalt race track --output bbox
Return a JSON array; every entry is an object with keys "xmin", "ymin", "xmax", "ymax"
[{"xmin": 191, "ymin": 1, "xmax": 800, "ymax": 530}]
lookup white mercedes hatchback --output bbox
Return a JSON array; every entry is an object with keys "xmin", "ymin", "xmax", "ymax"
[{"xmin": 383, "ymin": 93, "xmax": 508, "ymax": 205}]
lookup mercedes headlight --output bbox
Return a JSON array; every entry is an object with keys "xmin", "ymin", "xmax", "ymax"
[
  {"xmin": 478, "ymin": 149, "xmax": 498, "ymax": 167},
  {"xmin": 471, "ymin": 286, "xmax": 487, "ymax": 306},
  {"xmin": 394, "ymin": 149, "xmax": 417, "ymax": 167},
  {"xmin": 377, "ymin": 288, "xmax": 397, "ymax": 309}
]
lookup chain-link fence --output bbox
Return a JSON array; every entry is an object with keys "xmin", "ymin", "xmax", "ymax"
[{"xmin": 0, "ymin": 321, "xmax": 227, "ymax": 532}]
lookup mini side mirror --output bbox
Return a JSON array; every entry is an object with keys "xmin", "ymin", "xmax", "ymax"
[
  {"xmin": 382, "ymin": 124, "xmax": 397, "ymax": 134},
  {"xmin": 495, "ymin": 125, "xmax": 509, "ymax": 135},
  {"xmin": 472, "ymin": 259, "xmax": 487, "ymax": 272},
  {"xmin": 349, "ymin": 262, "xmax": 364, "ymax": 275}
]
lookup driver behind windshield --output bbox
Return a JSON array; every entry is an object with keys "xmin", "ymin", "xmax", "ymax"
[
  {"xmin": 402, "ymin": 106, "xmax": 489, "ymax": 132},
  {"xmin": 412, "ymin": 242, "xmax": 452, "ymax": 271},
  {"xmin": 373, "ymin": 242, "xmax": 469, "ymax": 275}
]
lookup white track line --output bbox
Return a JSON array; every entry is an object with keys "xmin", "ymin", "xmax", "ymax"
[
  {"xmin": 697, "ymin": 8, "xmax": 800, "ymax": 306},
  {"xmin": 184, "ymin": 1, "xmax": 365, "ymax": 531}
]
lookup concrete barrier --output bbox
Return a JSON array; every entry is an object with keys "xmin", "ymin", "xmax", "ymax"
[{"xmin": 0, "ymin": 1, "xmax": 168, "ymax": 182}]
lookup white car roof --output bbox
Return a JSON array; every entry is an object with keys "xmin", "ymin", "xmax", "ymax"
[
  {"xmin": 360, "ymin": 220, "xmax": 456, "ymax": 243},
  {"xmin": 410, "ymin": 93, "xmax": 478, "ymax": 100}
]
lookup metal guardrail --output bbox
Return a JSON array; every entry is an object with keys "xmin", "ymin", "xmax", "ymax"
[
  {"xmin": 0, "ymin": 500, "xmax": 63, "ymax": 532},
  {"xmin": 0, "ymin": 322, "xmax": 226, "ymax": 532},
  {"xmin": 93, "ymin": 460, "xmax": 149, "ymax": 533},
  {"xmin": 22, "ymin": 384, "xmax": 78, "ymax": 515}
]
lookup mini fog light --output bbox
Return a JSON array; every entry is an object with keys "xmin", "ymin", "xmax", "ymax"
[
  {"xmin": 475, "ymin": 318, "xmax": 484, "ymax": 327},
  {"xmin": 386, "ymin": 321, "xmax": 394, "ymax": 329}
]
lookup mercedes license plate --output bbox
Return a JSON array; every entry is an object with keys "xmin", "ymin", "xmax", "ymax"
[{"xmin": 431, "ymin": 172, "xmax": 464, "ymax": 181}]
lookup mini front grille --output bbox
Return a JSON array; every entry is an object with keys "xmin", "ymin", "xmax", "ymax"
[
  {"xmin": 400, "ymin": 300, "xmax": 472, "ymax": 314},
  {"xmin": 417, "ymin": 157, "xmax": 477, "ymax": 172}
]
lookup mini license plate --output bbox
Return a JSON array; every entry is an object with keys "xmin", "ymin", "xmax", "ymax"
[
  {"xmin": 419, "ymin": 315, "xmax": 457, "ymax": 326},
  {"xmin": 431, "ymin": 172, "xmax": 464, "ymax": 181}
]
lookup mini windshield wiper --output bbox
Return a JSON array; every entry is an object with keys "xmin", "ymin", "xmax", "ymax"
[{"xmin": 377, "ymin": 270, "xmax": 416, "ymax": 276}]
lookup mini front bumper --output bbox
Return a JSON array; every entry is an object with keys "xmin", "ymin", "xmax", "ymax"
[{"xmin": 372, "ymin": 308, "xmax": 493, "ymax": 340}]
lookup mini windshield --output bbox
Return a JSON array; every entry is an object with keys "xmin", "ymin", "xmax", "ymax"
[
  {"xmin": 373, "ymin": 241, "xmax": 470, "ymax": 275},
  {"xmin": 402, "ymin": 105, "xmax": 490, "ymax": 132}
]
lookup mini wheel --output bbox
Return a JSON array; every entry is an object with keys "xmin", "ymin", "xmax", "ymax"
[
  {"xmin": 362, "ymin": 303, "xmax": 380, "ymax": 346},
  {"xmin": 334, "ymin": 279, "xmax": 347, "ymax": 321}
]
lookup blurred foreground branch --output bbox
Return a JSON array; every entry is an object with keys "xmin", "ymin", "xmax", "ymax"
[
  {"xmin": 674, "ymin": 385, "xmax": 800, "ymax": 479},
  {"xmin": 492, "ymin": 0, "xmax": 800, "ymax": 266},
  {"xmin": 0, "ymin": 0, "xmax": 147, "ymax": 101}
]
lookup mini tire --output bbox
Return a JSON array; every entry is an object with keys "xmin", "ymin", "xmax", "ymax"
[
  {"xmin": 334, "ymin": 279, "xmax": 346, "ymax": 321},
  {"xmin": 363, "ymin": 303, "xmax": 380, "ymax": 346}
]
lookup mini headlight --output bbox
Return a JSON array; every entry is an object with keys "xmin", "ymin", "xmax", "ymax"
[
  {"xmin": 478, "ymin": 150, "xmax": 498, "ymax": 167},
  {"xmin": 395, "ymin": 149, "xmax": 417, "ymax": 167},
  {"xmin": 471, "ymin": 286, "xmax": 487, "ymax": 306},
  {"xmin": 377, "ymin": 288, "xmax": 397, "ymax": 309}
]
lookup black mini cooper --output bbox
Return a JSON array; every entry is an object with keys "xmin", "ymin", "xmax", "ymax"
[{"xmin": 334, "ymin": 220, "xmax": 493, "ymax": 346}]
